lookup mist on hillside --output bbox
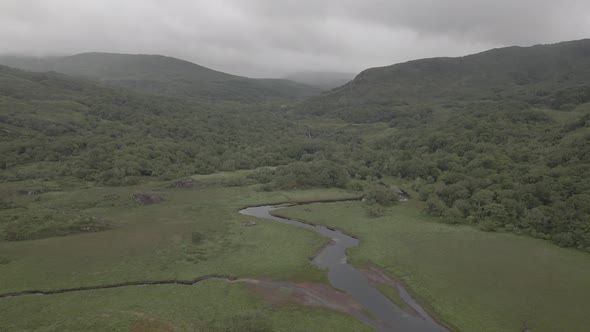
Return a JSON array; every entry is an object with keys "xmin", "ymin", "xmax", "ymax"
[{"xmin": 2, "ymin": 0, "xmax": 590, "ymax": 77}]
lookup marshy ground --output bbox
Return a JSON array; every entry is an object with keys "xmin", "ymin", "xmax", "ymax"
[{"xmin": 2, "ymin": 170, "xmax": 590, "ymax": 331}]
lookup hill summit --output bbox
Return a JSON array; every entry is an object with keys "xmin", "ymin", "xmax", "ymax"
[{"xmin": 0, "ymin": 52, "xmax": 321, "ymax": 101}]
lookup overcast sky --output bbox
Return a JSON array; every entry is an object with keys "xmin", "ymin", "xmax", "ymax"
[{"xmin": 2, "ymin": 0, "xmax": 590, "ymax": 77}]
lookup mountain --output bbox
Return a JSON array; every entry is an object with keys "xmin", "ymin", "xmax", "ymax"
[
  {"xmin": 284, "ymin": 71, "xmax": 356, "ymax": 90},
  {"xmin": 290, "ymin": 39, "xmax": 590, "ymax": 250},
  {"xmin": 0, "ymin": 53, "xmax": 322, "ymax": 101},
  {"xmin": 1, "ymin": 39, "xmax": 590, "ymax": 250},
  {"xmin": 300, "ymin": 39, "xmax": 590, "ymax": 119},
  {"xmin": 0, "ymin": 64, "xmax": 319, "ymax": 187}
]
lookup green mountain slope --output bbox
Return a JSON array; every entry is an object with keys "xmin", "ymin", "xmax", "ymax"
[
  {"xmin": 2, "ymin": 39, "xmax": 590, "ymax": 332},
  {"xmin": 301, "ymin": 39, "xmax": 590, "ymax": 119},
  {"xmin": 0, "ymin": 65, "xmax": 318, "ymax": 186},
  {"xmin": 0, "ymin": 53, "xmax": 321, "ymax": 101},
  {"xmin": 0, "ymin": 64, "xmax": 341, "ymax": 240},
  {"xmin": 291, "ymin": 39, "xmax": 590, "ymax": 249},
  {"xmin": 2, "ymin": 39, "xmax": 589, "ymax": 249}
]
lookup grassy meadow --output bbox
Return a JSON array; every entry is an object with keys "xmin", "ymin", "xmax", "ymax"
[
  {"xmin": 0, "ymin": 172, "xmax": 365, "ymax": 330},
  {"xmin": 3, "ymin": 169, "xmax": 590, "ymax": 331},
  {"xmin": 0, "ymin": 279, "xmax": 371, "ymax": 331},
  {"xmin": 275, "ymin": 200, "xmax": 590, "ymax": 332}
]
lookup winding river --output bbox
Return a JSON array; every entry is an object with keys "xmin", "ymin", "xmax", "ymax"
[
  {"xmin": 0, "ymin": 201, "xmax": 449, "ymax": 331},
  {"xmin": 240, "ymin": 204, "xmax": 448, "ymax": 332}
]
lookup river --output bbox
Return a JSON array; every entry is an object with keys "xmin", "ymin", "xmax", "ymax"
[{"xmin": 239, "ymin": 204, "xmax": 448, "ymax": 332}]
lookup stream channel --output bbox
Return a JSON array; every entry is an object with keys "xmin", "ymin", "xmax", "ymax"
[{"xmin": 239, "ymin": 204, "xmax": 448, "ymax": 332}]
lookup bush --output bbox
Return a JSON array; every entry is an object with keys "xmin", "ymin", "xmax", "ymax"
[
  {"xmin": 478, "ymin": 219, "xmax": 501, "ymax": 232},
  {"xmin": 271, "ymin": 161, "xmax": 350, "ymax": 190},
  {"xmin": 365, "ymin": 185, "xmax": 399, "ymax": 206},
  {"xmin": 366, "ymin": 204, "xmax": 385, "ymax": 218},
  {"xmin": 191, "ymin": 231, "xmax": 203, "ymax": 245},
  {"xmin": 438, "ymin": 207, "xmax": 465, "ymax": 224},
  {"xmin": 552, "ymin": 232, "xmax": 575, "ymax": 247},
  {"xmin": 426, "ymin": 195, "xmax": 447, "ymax": 216},
  {"xmin": 248, "ymin": 167, "xmax": 275, "ymax": 184}
]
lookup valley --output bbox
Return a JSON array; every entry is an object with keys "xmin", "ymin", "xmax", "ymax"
[{"xmin": 1, "ymin": 39, "xmax": 590, "ymax": 331}]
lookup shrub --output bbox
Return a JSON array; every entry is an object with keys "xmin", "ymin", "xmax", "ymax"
[
  {"xmin": 366, "ymin": 204, "xmax": 385, "ymax": 218},
  {"xmin": 365, "ymin": 185, "xmax": 399, "ymax": 206},
  {"xmin": 478, "ymin": 219, "xmax": 501, "ymax": 232},
  {"xmin": 426, "ymin": 195, "xmax": 447, "ymax": 216},
  {"xmin": 191, "ymin": 231, "xmax": 203, "ymax": 245}
]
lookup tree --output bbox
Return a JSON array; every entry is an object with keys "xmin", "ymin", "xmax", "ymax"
[
  {"xmin": 364, "ymin": 185, "xmax": 399, "ymax": 206},
  {"xmin": 426, "ymin": 195, "xmax": 447, "ymax": 216}
]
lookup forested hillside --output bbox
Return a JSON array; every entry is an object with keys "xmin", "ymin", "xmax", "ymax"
[
  {"xmin": 2, "ymin": 40, "xmax": 590, "ymax": 250},
  {"xmin": 0, "ymin": 53, "xmax": 321, "ymax": 101},
  {"xmin": 301, "ymin": 39, "xmax": 590, "ymax": 120},
  {"xmin": 292, "ymin": 40, "xmax": 590, "ymax": 249},
  {"xmin": 0, "ymin": 65, "xmax": 330, "ymax": 186}
]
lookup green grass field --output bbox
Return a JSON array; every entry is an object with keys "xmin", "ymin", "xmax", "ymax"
[
  {"xmin": 0, "ymin": 279, "xmax": 370, "ymax": 331},
  {"xmin": 0, "ymin": 174, "xmax": 366, "ymax": 331},
  {"xmin": 4, "ymin": 171, "xmax": 590, "ymax": 331},
  {"xmin": 275, "ymin": 201, "xmax": 590, "ymax": 332}
]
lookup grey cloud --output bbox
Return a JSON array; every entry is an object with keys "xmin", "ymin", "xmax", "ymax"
[
  {"xmin": 1, "ymin": 0, "xmax": 589, "ymax": 77},
  {"xmin": 238, "ymin": 0, "xmax": 590, "ymax": 44}
]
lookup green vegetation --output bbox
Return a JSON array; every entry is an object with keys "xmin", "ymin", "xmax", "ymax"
[
  {"xmin": 0, "ymin": 171, "xmax": 366, "ymax": 329},
  {"xmin": 294, "ymin": 40, "xmax": 590, "ymax": 250},
  {"xmin": 374, "ymin": 284, "xmax": 410, "ymax": 312},
  {"xmin": 276, "ymin": 201, "xmax": 590, "ymax": 332},
  {"xmin": 0, "ymin": 279, "xmax": 370, "ymax": 331},
  {"xmin": 2, "ymin": 38, "xmax": 590, "ymax": 330},
  {"xmin": 0, "ymin": 53, "xmax": 321, "ymax": 101},
  {"xmin": 300, "ymin": 39, "xmax": 590, "ymax": 115},
  {"xmin": 250, "ymin": 161, "xmax": 350, "ymax": 191},
  {"xmin": 4, "ymin": 40, "xmax": 588, "ymax": 249},
  {"xmin": 0, "ymin": 177, "xmax": 360, "ymax": 292},
  {"xmin": 0, "ymin": 65, "xmax": 324, "ymax": 186}
]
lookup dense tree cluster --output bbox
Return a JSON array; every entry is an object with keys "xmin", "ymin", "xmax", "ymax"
[
  {"xmin": 293, "ymin": 40, "xmax": 590, "ymax": 250},
  {"xmin": 0, "ymin": 66, "xmax": 321, "ymax": 185},
  {"xmin": 248, "ymin": 160, "xmax": 349, "ymax": 191},
  {"xmin": 311, "ymin": 105, "xmax": 590, "ymax": 249}
]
